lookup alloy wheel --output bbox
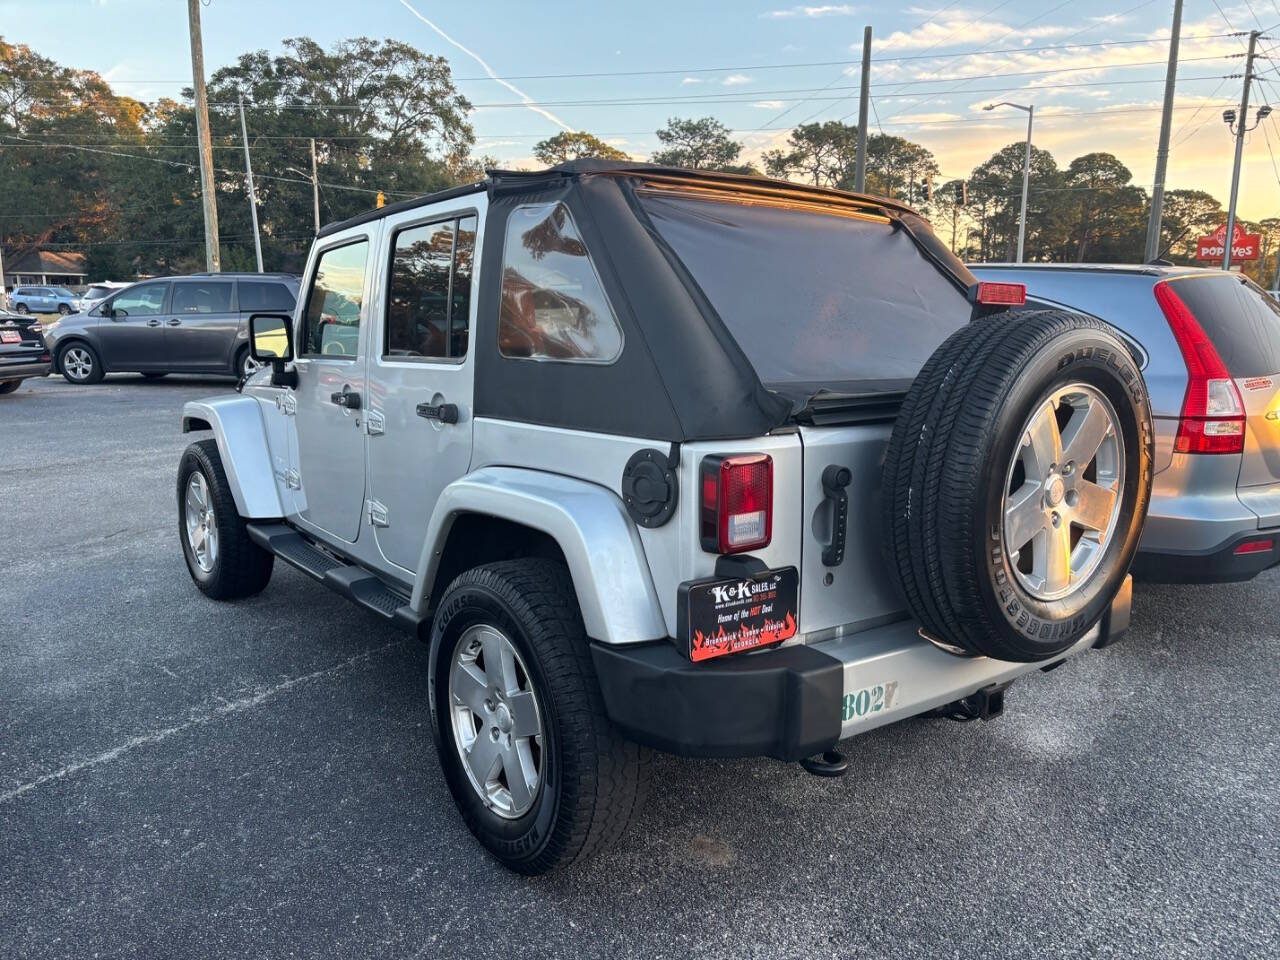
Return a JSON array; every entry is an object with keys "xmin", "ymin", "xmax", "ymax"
[
  {"xmin": 1002, "ymin": 383, "xmax": 1125, "ymax": 601},
  {"xmin": 448, "ymin": 624, "xmax": 544, "ymax": 819},
  {"xmin": 62, "ymin": 347, "xmax": 94, "ymax": 382},
  {"xmin": 184, "ymin": 471, "xmax": 218, "ymax": 573}
]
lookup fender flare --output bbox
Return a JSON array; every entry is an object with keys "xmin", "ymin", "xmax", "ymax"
[
  {"xmin": 182, "ymin": 397, "xmax": 283, "ymax": 519},
  {"xmin": 414, "ymin": 467, "xmax": 667, "ymax": 647}
]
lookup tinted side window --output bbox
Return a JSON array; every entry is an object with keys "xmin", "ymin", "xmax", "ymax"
[
  {"xmin": 1172, "ymin": 275, "xmax": 1280, "ymax": 377},
  {"xmin": 172, "ymin": 281, "xmax": 233, "ymax": 314},
  {"xmin": 387, "ymin": 220, "xmax": 455, "ymax": 358},
  {"xmin": 238, "ymin": 280, "xmax": 296, "ymax": 312},
  {"xmin": 112, "ymin": 282, "xmax": 169, "ymax": 317},
  {"xmin": 498, "ymin": 203, "xmax": 622, "ymax": 363},
  {"xmin": 303, "ymin": 241, "xmax": 368, "ymax": 358},
  {"xmin": 452, "ymin": 216, "xmax": 476, "ymax": 357}
]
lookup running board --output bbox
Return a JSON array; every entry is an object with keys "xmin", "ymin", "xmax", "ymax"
[{"xmin": 246, "ymin": 522, "xmax": 427, "ymax": 636}]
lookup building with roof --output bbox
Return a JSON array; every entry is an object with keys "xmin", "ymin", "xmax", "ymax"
[{"xmin": 4, "ymin": 250, "xmax": 88, "ymax": 289}]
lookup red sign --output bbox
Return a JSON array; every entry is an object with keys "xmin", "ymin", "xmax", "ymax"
[{"xmin": 1196, "ymin": 222, "xmax": 1261, "ymax": 261}]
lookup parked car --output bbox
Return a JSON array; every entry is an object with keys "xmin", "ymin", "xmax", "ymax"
[
  {"xmin": 78, "ymin": 281, "xmax": 132, "ymax": 314},
  {"xmin": 0, "ymin": 310, "xmax": 52, "ymax": 394},
  {"xmin": 9, "ymin": 285, "xmax": 82, "ymax": 315},
  {"xmin": 971, "ymin": 263, "xmax": 1280, "ymax": 582},
  {"xmin": 176, "ymin": 161, "xmax": 1149, "ymax": 874},
  {"xmin": 44, "ymin": 272, "xmax": 299, "ymax": 383}
]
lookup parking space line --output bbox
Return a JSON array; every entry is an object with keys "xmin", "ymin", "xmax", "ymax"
[{"xmin": 0, "ymin": 639, "xmax": 406, "ymax": 804}]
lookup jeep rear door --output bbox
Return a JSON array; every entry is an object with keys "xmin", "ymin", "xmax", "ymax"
[
  {"xmin": 364, "ymin": 205, "xmax": 481, "ymax": 574},
  {"xmin": 291, "ymin": 236, "xmax": 373, "ymax": 544}
]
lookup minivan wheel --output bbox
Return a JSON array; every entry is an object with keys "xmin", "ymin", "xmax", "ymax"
[
  {"xmin": 882, "ymin": 310, "xmax": 1153, "ymax": 662},
  {"xmin": 177, "ymin": 439, "xmax": 274, "ymax": 600},
  {"xmin": 429, "ymin": 559, "xmax": 650, "ymax": 875},
  {"xmin": 59, "ymin": 342, "xmax": 104, "ymax": 384},
  {"xmin": 237, "ymin": 346, "xmax": 261, "ymax": 380}
]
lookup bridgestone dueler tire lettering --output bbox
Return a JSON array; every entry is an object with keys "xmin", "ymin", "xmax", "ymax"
[
  {"xmin": 428, "ymin": 559, "xmax": 651, "ymax": 875},
  {"xmin": 882, "ymin": 310, "xmax": 1154, "ymax": 661}
]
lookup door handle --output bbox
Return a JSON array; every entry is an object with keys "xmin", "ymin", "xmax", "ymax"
[
  {"xmin": 330, "ymin": 385, "xmax": 362, "ymax": 409},
  {"xmin": 821, "ymin": 465, "xmax": 852, "ymax": 567},
  {"xmin": 167, "ymin": 318, "xmax": 182, "ymax": 326},
  {"xmin": 147, "ymin": 318, "xmax": 163, "ymax": 327},
  {"xmin": 416, "ymin": 401, "xmax": 459, "ymax": 424}
]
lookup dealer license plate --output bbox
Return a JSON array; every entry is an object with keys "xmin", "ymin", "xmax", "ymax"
[
  {"xmin": 677, "ymin": 566, "xmax": 799, "ymax": 661},
  {"xmin": 0, "ymin": 330, "xmax": 19, "ymax": 343}
]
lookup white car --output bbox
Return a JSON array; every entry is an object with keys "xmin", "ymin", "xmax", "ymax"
[{"xmin": 78, "ymin": 281, "xmax": 132, "ymax": 313}]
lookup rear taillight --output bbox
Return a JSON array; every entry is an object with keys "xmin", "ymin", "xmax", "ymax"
[
  {"xmin": 700, "ymin": 454, "xmax": 773, "ymax": 554},
  {"xmin": 1153, "ymin": 280, "xmax": 1245, "ymax": 455},
  {"xmin": 974, "ymin": 281, "xmax": 1026, "ymax": 306}
]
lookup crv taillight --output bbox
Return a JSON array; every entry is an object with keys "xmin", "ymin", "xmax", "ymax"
[
  {"xmin": 700, "ymin": 454, "xmax": 773, "ymax": 554},
  {"xmin": 1153, "ymin": 280, "xmax": 1245, "ymax": 455}
]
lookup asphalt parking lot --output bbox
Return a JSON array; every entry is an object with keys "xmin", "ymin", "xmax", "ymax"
[{"xmin": 2, "ymin": 373, "xmax": 1278, "ymax": 959}]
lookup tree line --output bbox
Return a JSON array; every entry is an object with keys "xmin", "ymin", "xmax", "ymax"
[{"xmin": 3, "ymin": 35, "xmax": 1277, "ymax": 284}]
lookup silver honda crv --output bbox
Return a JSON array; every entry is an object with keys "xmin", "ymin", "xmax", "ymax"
[{"xmin": 971, "ymin": 263, "xmax": 1280, "ymax": 582}]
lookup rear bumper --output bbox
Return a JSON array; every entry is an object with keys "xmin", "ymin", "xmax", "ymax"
[
  {"xmin": 1133, "ymin": 529, "xmax": 1280, "ymax": 583},
  {"xmin": 592, "ymin": 577, "xmax": 1129, "ymax": 762},
  {"xmin": 0, "ymin": 359, "xmax": 51, "ymax": 381}
]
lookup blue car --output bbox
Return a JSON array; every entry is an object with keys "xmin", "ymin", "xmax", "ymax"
[{"xmin": 9, "ymin": 285, "xmax": 83, "ymax": 316}]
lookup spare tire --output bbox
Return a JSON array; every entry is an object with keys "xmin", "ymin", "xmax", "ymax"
[{"xmin": 882, "ymin": 310, "xmax": 1152, "ymax": 661}]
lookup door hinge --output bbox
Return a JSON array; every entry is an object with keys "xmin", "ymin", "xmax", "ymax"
[
  {"xmin": 285, "ymin": 469, "xmax": 301, "ymax": 490},
  {"xmin": 364, "ymin": 409, "xmax": 385, "ymax": 436},
  {"xmin": 366, "ymin": 498, "xmax": 389, "ymax": 527}
]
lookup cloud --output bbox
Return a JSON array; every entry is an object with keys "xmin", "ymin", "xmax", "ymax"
[
  {"xmin": 722, "ymin": 74, "xmax": 753, "ymax": 86},
  {"xmin": 753, "ymin": 100, "xmax": 786, "ymax": 109},
  {"xmin": 681, "ymin": 76, "xmax": 704, "ymax": 85},
  {"xmin": 762, "ymin": 4, "xmax": 858, "ymax": 17},
  {"xmin": 876, "ymin": 15, "xmax": 1073, "ymax": 51}
]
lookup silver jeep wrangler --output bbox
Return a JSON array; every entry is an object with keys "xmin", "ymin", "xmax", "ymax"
[{"xmin": 177, "ymin": 161, "xmax": 1152, "ymax": 874}]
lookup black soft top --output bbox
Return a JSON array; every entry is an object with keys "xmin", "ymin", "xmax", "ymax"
[{"xmin": 319, "ymin": 161, "xmax": 975, "ymax": 443}]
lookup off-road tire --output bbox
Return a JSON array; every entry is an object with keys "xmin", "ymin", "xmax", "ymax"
[
  {"xmin": 177, "ymin": 439, "xmax": 274, "ymax": 600},
  {"xmin": 58, "ymin": 341, "xmax": 104, "ymax": 384},
  {"xmin": 882, "ymin": 310, "xmax": 1153, "ymax": 661},
  {"xmin": 429, "ymin": 559, "xmax": 651, "ymax": 874},
  {"xmin": 0, "ymin": 380, "xmax": 21, "ymax": 394}
]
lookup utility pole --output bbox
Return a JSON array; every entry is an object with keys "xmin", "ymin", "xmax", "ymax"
[
  {"xmin": 186, "ymin": 0, "xmax": 220, "ymax": 273},
  {"xmin": 1145, "ymin": 0, "xmax": 1183, "ymax": 263},
  {"xmin": 1271, "ymin": 234, "xmax": 1280, "ymax": 294},
  {"xmin": 237, "ymin": 92, "xmax": 264, "ymax": 273},
  {"xmin": 309, "ymin": 138, "xmax": 321, "ymax": 234},
  {"xmin": 1224, "ymin": 30, "xmax": 1260, "ymax": 271},
  {"xmin": 854, "ymin": 25, "xmax": 871, "ymax": 193}
]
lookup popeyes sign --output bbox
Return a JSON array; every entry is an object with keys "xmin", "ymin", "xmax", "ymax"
[{"xmin": 1196, "ymin": 223, "xmax": 1261, "ymax": 261}]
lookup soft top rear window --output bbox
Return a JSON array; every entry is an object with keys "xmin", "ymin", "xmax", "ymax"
[
  {"xmin": 1166, "ymin": 274, "xmax": 1280, "ymax": 378},
  {"xmin": 638, "ymin": 190, "xmax": 971, "ymax": 390}
]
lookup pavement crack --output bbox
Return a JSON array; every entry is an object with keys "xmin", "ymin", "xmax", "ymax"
[{"xmin": 0, "ymin": 639, "xmax": 406, "ymax": 805}]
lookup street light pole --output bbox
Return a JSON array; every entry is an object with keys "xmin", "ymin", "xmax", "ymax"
[
  {"xmin": 1223, "ymin": 30, "xmax": 1260, "ymax": 271},
  {"xmin": 984, "ymin": 101, "xmax": 1034, "ymax": 262}
]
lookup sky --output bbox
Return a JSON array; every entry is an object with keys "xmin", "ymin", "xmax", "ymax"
[{"xmin": 5, "ymin": 0, "xmax": 1280, "ymax": 221}]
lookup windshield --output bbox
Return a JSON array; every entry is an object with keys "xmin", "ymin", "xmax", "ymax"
[
  {"xmin": 638, "ymin": 190, "xmax": 972, "ymax": 390},
  {"xmin": 52, "ymin": 287, "xmax": 75, "ymax": 298}
]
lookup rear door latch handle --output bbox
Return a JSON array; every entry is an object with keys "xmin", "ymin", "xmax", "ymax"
[
  {"xmin": 167, "ymin": 318, "xmax": 182, "ymax": 326},
  {"xmin": 146, "ymin": 318, "xmax": 163, "ymax": 327},
  {"xmin": 821, "ymin": 465, "xmax": 852, "ymax": 567},
  {"xmin": 330, "ymin": 386, "xmax": 362, "ymax": 409},
  {"xmin": 416, "ymin": 401, "xmax": 459, "ymax": 424}
]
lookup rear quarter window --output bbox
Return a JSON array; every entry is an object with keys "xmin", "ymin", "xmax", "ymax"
[
  {"xmin": 238, "ymin": 280, "xmax": 296, "ymax": 312},
  {"xmin": 1167, "ymin": 274, "xmax": 1280, "ymax": 377}
]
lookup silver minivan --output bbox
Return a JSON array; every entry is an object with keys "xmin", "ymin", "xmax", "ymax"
[{"xmin": 971, "ymin": 263, "xmax": 1280, "ymax": 581}]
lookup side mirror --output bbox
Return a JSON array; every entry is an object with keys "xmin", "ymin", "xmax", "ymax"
[{"xmin": 248, "ymin": 312, "xmax": 297, "ymax": 388}]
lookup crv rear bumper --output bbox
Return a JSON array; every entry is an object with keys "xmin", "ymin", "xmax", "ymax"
[
  {"xmin": 592, "ymin": 577, "xmax": 1130, "ymax": 762},
  {"xmin": 1132, "ymin": 529, "xmax": 1280, "ymax": 583}
]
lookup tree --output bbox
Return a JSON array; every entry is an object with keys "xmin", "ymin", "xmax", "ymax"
[
  {"xmin": 860, "ymin": 134, "xmax": 939, "ymax": 205},
  {"xmin": 651, "ymin": 117, "xmax": 743, "ymax": 170},
  {"xmin": 762, "ymin": 121, "xmax": 858, "ymax": 187},
  {"xmin": 532, "ymin": 131, "xmax": 629, "ymax": 165},
  {"xmin": 1158, "ymin": 189, "xmax": 1223, "ymax": 263},
  {"xmin": 968, "ymin": 142, "xmax": 1070, "ymax": 262},
  {"xmin": 1062, "ymin": 152, "xmax": 1147, "ymax": 262}
]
